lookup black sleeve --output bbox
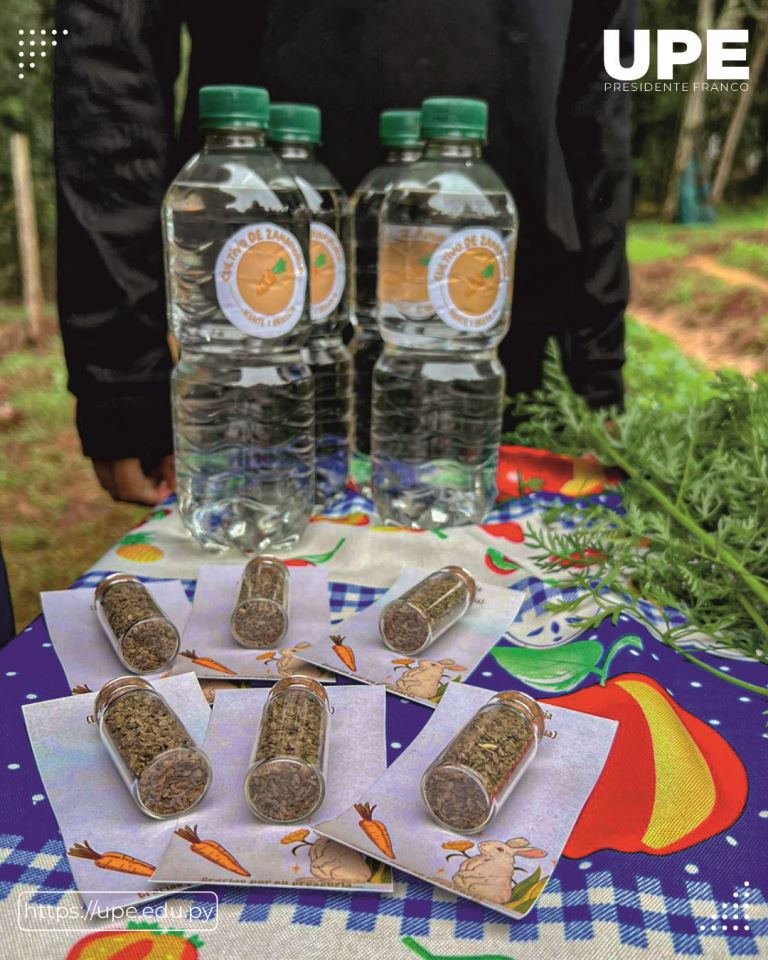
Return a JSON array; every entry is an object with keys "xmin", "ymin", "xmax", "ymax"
[
  {"xmin": 54, "ymin": 0, "xmax": 182, "ymax": 460},
  {"xmin": 556, "ymin": 0, "xmax": 637, "ymax": 410}
]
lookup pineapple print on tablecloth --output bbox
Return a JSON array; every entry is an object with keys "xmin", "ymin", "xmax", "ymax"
[{"xmin": 115, "ymin": 532, "xmax": 164, "ymax": 563}]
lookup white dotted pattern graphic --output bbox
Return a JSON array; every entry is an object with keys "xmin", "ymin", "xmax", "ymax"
[
  {"xmin": 697, "ymin": 881, "xmax": 753, "ymax": 934},
  {"xmin": 17, "ymin": 27, "xmax": 67, "ymax": 78}
]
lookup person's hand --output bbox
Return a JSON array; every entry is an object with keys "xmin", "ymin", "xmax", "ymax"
[{"xmin": 93, "ymin": 456, "xmax": 175, "ymax": 505}]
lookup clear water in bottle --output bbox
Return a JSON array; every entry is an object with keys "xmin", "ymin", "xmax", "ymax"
[
  {"xmin": 164, "ymin": 86, "xmax": 314, "ymax": 553},
  {"xmin": 270, "ymin": 104, "xmax": 352, "ymax": 503},
  {"xmin": 372, "ymin": 98, "xmax": 518, "ymax": 528},
  {"xmin": 349, "ymin": 110, "xmax": 422, "ymax": 494}
]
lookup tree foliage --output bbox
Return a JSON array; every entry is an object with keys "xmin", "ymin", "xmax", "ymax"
[
  {"xmin": 634, "ymin": 0, "xmax": 768, "ymax": 210},
  {"xmin": 1, "ymin": 1, "xmax": 55, "ymax": 299}
]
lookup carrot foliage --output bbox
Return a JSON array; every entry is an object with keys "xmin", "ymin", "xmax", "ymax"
[{"xmin": 505, "ymin": 348, "xmax": 768, "ymax": 696}]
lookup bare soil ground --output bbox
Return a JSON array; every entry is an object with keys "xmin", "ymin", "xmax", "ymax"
[
  {"xmin": 0, "ymin": 319, "xmax": 145, "ymax": 629},
  {"xmin": 630, "ymin": 236, "xmax": 768, "ymax": 376}
]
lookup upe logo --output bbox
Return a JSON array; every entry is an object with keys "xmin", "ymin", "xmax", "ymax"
[{"xmin": 604, "ymin": 29, "xmax": 749, "ymax": 82}]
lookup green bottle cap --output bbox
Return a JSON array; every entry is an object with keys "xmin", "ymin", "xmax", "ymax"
[
  {"xmin": 420, "ymin": 97, "xmax": 488, "ymax": 142},
  {"xmin": 379, "ymin": 109, "xmax": 423, "ymax": 147},
  {"xmin": 198, "ymin": 85, "xmax": 270, "ymax": 130},
  {"xmin": 269, "ymin": 103, "xmax": 322, "ymax": 144}
]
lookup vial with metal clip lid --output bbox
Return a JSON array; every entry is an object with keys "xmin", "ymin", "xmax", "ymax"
[
  {"xmin": 95, "ymin": 676, "xmax": 213, "ymax": 819},
  {"xmin": 230, "ymin": 556, "xmax": 290, "ymax": 648},
  {"xmin": 93, "ymin": 573, "xmax": 180, "ymax": 673},
  {"xmin": 420, "ymin": 690, "xmax": 545, "ymax": 833},
  {"xmin": 243, "ymin": 676, "xmax": 331, "ymax": 823},
  {"xmin": 379, "ymin": 565, "xmax": 476, "ymax": 655}
]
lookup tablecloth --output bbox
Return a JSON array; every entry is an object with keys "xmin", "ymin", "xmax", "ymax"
[{"xmin": 1, "ymin": 448, "xmax": 766, "ymax": 960}]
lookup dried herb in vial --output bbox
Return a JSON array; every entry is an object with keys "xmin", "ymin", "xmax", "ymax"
[
  {"xmin": 244, "ymin": 677, "xmax": 330, "ymax": 823},
  {"xmin": 421, "ymin": 691, "xmax": 544, "ymax": 833},
  {"xmin": 97, "ymin": 677, "xmax": 212, "ymax": 819},
  {"xmin": 380, "ymin": 566, "xmax": 476, "ymax": 655},
  {"xmin": 231, "ymin": 556, "xmax": 290, "ymax": 648},
  {"xmin": 95, "ymin": 575, "xmax": 180, "ymax": 673}
]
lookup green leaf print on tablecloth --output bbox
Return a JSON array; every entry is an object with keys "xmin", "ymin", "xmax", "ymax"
[{"xmin": 491, "ymin": 634, "xmax": 643, "ymax": 692}]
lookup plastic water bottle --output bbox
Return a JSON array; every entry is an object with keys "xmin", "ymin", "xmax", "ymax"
[
  {"xmin": 372, "ymin": 98, "xmax": 518, "ymax": 527},
  {"xmin": 163, "ymin": 86, "xmax": 314, "ymax": 553},
  {"xmin": 269, "ymin": 103, "xmax": 352, "ymax": 503},
  {"xmin": 349, "ymin": 109, "xmax": 422, "ymax": 495}
]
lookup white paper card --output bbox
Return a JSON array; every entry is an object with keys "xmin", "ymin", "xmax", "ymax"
[
  {"xmin": 170, "ymin": 564, "xmax": 333, "ymax": 681},
  {"xmin": 22, "ymin": 673, "xmax": 211, "ymax": 911},
  {"xmin": 297, "ymin": 567, "xmax": 524, "ymax": 707},
  {"xmin": 152, "ymin": 686, "xmax": 392, "ymax": 891},
  {"xmin": 315, "ymin": 681, "xmax": 617, "ymax": 919},
  {"xmin": 41, "ymin": 582, "xmax": 191, "ymax": 694}
]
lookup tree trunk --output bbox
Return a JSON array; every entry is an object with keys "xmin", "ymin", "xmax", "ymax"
[
  {"xmin": 711, "ymin": 20, "xmax": 768, "ymax": 206},
  {"xmin": 661, "ymin": 0, "xmax": 745, "ymax": 221},
  {"xmin": 10, "ymin": 133, "xmax": 44, "ymax": 344}
]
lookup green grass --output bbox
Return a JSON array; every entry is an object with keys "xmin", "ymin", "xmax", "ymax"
[
  {"xmin": 626, "ymin": 229, "xmax": 688, "ymax": 264},
  {"xmin": 624, "ymin": 315, "xmax": 714, "ymax": 414},
  {"xmin": 719, "ymin": 240, "xmax": 768, "ymax": 280},
  {"xmin": 657, "ymin": 273, "xmax": 728, "ymax": 308},
  {"xmin": 627, "ymin": 201, "xmax": 768, "ymax": 265},
  {"xmin": 710, "ymin": 203, "xmax": 768, "ymax": 232},
  {"xmin": 0, "ymin": 302, "xmax": 26, "ymax": 328}
]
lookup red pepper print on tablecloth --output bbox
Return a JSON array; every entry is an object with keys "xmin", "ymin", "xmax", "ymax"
[
  {"xmin": 543, "ymin": 673, "xmax": 748, "ymax": 857},
  {"xmin": 497, "ymin": 445, "xmax": 623, "ymax": 499}
]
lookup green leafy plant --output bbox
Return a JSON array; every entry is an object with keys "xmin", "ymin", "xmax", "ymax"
[{"xmin": 506, "ymin": 349, "xmax": 768, "ymax": 696}]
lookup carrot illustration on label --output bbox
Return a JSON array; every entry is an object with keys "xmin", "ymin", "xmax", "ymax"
[
  {"xmin": 180, "ymin": 649, "xmax": 237, "ymax": 675},
  {"xmin": 68, "ymin": 841, "xmax": 155, "ymax": 877},
  {"xmin": 465, "ymin": 262, "xmax": 495, "ymax": 296},
  {"xmin": 330, "ymin": 634, "xmax": 356, "ymax": 671},
  {"xmin": 174, "ymin": 825, "xmax": 250, "ymax": 877},
  {"xmin": 313, "ymin": 252, "xmax": 328, "ymax": 269},
  {"xmin": 255, "ymin": 257, "xmax": 288, "ymax": 295},
  {"xmin": 354, "ymin": 803, "xmax": 395, "ymax": 859}
]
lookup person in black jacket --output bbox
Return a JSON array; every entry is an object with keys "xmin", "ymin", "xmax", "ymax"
[{"xmin": 55, "ymin": 0, "xmax": 636, "ymax": 505}]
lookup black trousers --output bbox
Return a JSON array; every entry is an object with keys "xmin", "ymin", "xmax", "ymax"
[
  {"xmin": 55, "ymin": 0, "xmax": 635, "ymax": 457},
  {"xmin": 0, "ymin": 542, "xmax": 14, "ymax": 647}
]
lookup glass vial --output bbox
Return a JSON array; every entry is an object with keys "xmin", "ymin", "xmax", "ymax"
[
  {"xmin": 95, "ymin": 676, "xmax": 213, "ymax": 819},
  {"xmin": 93, "ymin": 574, "xmax": 181, "ymax": 673},
  {"xmin": 379, "ymin": 566, "xmax": 476, "ymax": 655},
  {"xmin": 230, "ymin": 556, "xmax": 290, "ymax": 648},
  {"xmin": 244, "ymin": 676, "xmax": 330, "ymax": 823},
  {"xmin": 420, "ymin": 691, "xmax": 545, "ymax": 833}
]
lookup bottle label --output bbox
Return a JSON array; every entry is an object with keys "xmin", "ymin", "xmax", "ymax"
[
  {"xmin": 378, "ymin": 225, "xmax": 452, "ymax": 320},
  {"xmin": 310, "ymin": 222, "xmax": 346, "ymax": 320},
  {"xmin": 427, "ymin": 227, "xmax": 510, "ymax": 333},
  {"xmin": 215, "ymin": 223, "xmax": 307, "ymax": 338}
]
